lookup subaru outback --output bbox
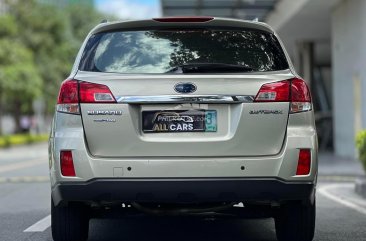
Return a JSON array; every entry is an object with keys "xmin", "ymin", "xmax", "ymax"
[{"xmin": 49, "ymin": 17, "xmax": 317, "ymax": 241}]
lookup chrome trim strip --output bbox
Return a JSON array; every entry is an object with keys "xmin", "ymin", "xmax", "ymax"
[{"xmin": 115, "ymin": 95, "xmax": 254, "ymax": 104}]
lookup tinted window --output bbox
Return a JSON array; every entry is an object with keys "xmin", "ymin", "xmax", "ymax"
[{"xmin": 79, "ymin": 29, "xmax": 289, "ymax": 74}]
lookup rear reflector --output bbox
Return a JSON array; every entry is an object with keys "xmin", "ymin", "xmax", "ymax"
[
  {"xmin": 56, "ymin": 80, "xmax": 116, "ymax": 114},
  {"xmin": 254, "ymin": 78, "xmax": 312, "ymax": 113},
  {"xmin": 153, "ymin": 16, "xmax": 214, "ymax": 22},
  {"xmin": 60, "ymin": 150, "xmax": 76, "ymax": 177},
  {"xmin": 296, "ymin": 149, "xmax": 311, "ymax": 175}
]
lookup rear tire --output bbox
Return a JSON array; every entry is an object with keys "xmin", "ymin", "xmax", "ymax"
[
  {"xmin": 274, "ymin": 199, "xmax": 315, "ymax": 241},
  {"xmin": 51, "ymin": 199, "xmax": 90, "ymax": 241}
]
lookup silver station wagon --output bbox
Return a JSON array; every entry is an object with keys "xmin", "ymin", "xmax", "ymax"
[{"xmin": 49, "ymin": 17, "xmax": 317, "ymax": 241}]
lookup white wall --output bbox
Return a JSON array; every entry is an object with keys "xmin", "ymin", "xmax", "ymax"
[{"xmin": 332, "ymin": 0, "xmax": 366, "ymax": 158}]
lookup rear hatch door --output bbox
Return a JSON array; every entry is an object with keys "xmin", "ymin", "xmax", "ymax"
[{"xmin": 77, "ymin": 71, "xmax": 292, "ymax": 157}]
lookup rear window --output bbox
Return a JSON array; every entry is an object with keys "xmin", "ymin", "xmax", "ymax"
[{"xmin": 79, "ymin": 29, "xmax": 289, "ymax": 74}]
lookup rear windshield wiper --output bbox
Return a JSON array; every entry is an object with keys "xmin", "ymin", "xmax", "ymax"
[{"xmin": 165, "ymin": 63, "xmax": 254, "ymax": 73}]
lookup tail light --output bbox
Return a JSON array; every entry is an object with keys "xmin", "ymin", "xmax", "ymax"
[
  {"xmin": 56, "ymin": 79, "xmax": 116, "ymax": 114},
  {"xmin": 254, "ymin": 78, "xmax": 312, "ymax": 113},
  {"xmin": 79, "ymin": 82, "xmax": 116, "ymax": 103},
  {"xmin": 296, "ymin": 149, "xmax": 311, "ymax": 175},
  {"xmin": 290, "ymin": 78, "xmax": 312, "ymax": 113},
  {"xmin": 254, "ymin": 80, "xmax": 290, "ymax": 102},
  {"xmin": 153, "ymin": 16, "xmax": 214, "ymax": 22},
  {"xmin": 60, "ymin": 150, "xmax": 76, "ymax": 177},
  {"xmin": 57, "ymin": 79, "xmax": 79, "ymax": 114}
]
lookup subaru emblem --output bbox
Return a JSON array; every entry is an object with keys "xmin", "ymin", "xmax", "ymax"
[{"xmin": 174, "ymin": 82, "xmax": 197, "ymax": 94}]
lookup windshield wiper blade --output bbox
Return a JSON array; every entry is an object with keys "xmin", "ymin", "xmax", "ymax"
[
  {"xmin": 165, "ymin": 66, "xmax": 183, "ymax": 73},
  {"xmin": 165, "ymin": 63, "xmax": 254, "ymax": 73}
]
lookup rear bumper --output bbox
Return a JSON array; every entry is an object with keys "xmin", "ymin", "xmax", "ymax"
[{"xmin": 52, "ymin": 178, "xmax": 315, "ymax": 206}]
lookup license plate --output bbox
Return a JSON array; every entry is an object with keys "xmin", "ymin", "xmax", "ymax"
[{"xmin": 142, "ymin": 110, "xmax": 217, "ymax": 133}]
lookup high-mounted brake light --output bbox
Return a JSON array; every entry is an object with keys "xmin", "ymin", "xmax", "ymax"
[
  {"xmin": 296, "ymin": 149, "xmax": 311, "ymax": 175},
  {"xmin": 56, "ymin": 79, "xmax": 116, "ymax": 114},
  {"xmin": 60, "ymin": 150, "xmax": 76, "ymax": 177},
  {"xmin": 153, "ymin": 16, "xmax": 214, "ymax": 22},
  {"xmin": 254, "ymin": 78, "xmax": 312, "ymax": 113}
]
